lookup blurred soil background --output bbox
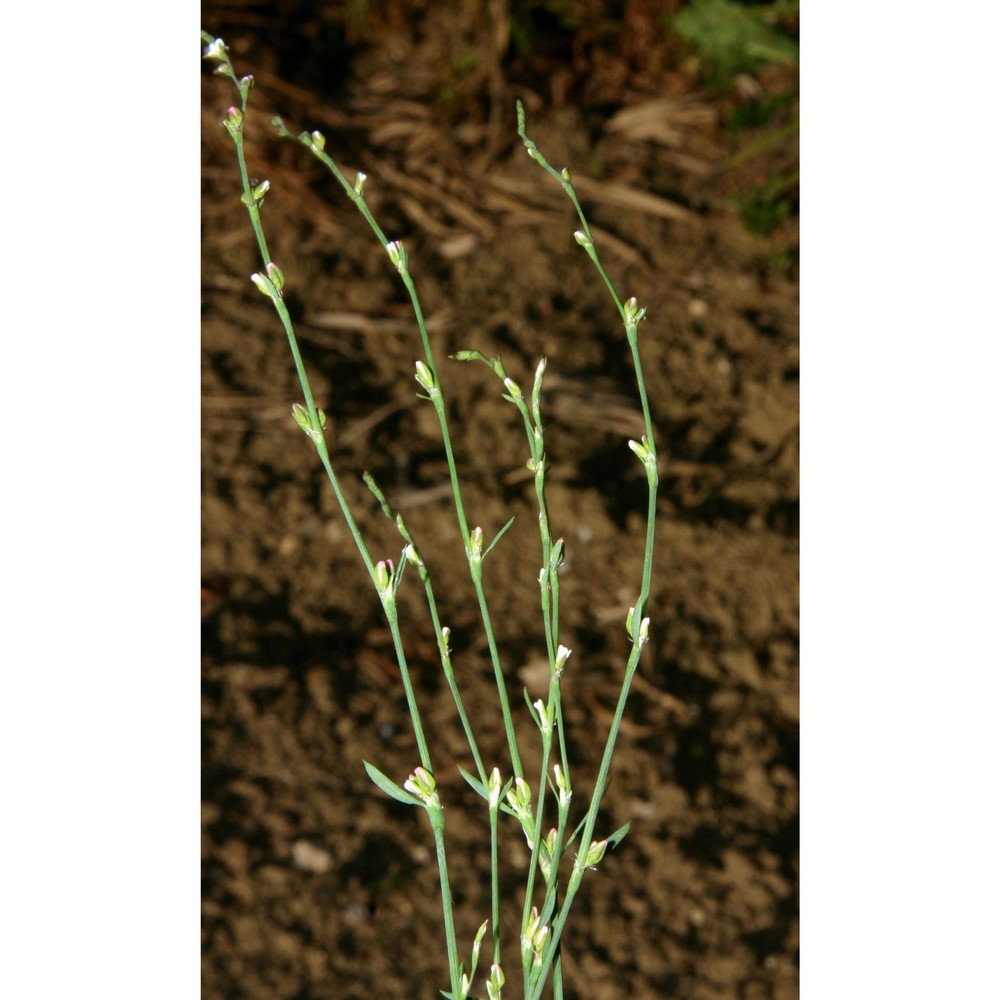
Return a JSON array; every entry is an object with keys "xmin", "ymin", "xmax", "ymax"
[{"xmin": 201, "ymin": 2, "xmax": 799, "ymax": 997}]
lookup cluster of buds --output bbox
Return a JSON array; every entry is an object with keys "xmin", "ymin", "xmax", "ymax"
[
  {"xmin": 250, "ymin": 261, "xmax": 285, "ymax": 300},
  {"xmin": 622, "ymin": 295, "xmax": 647, "ymax": 328},
  {"xmin": 291, "ymin": 402, "xmax": 327, "ymax": 444},
  {"xmin": 386, "ymin": 239, "xmax": 409, "ymax": 275},
  {"xmin": 466, "ymin": 525, "xmax": 484, "ymax": 564},
  {"xmin": 538, "ymin": 827, "xmax": 559, "ymax": 881},
  {"xmin": 531, "ymin": 697, "xmax": 551, "ymax": 735},
  {"xmin": 241, "ymin": 177, "xmax": 270, "ymax": 208},
  {"xmin": 373, "ymin": 560, "xmax": 395, "ymax": 602},
  {"xmin": 505, "ymin": 776, "xmax": 535, "ymax": 844},
  {"xmin": 486, "ymin": 963, "xmax": 505, "ymax": 1000},
  {"xmin": 403, "ymin": 766, "xmax": 438, "ymax": 807},
  {"xmin": 521, "ymin": 906, "xmax": 549, "ymax": 967}
]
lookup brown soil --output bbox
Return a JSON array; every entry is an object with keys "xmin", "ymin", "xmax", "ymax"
[{"xmin": 202, "ymin": 5, "xmax": 798, "ymax": 999}]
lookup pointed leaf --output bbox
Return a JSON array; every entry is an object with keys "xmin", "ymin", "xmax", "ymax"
[
  {"xmin": 458, "ymin": 765, "xmax": 489, "ymax": 800},
  {"xmin": 523, "ymin": 688, "xmax": 541, "ymax": 724},
  {"xmin": 363, "ymin": 761, "xmax": 421, "ymax": 807},
  {"xmin": 538, "ymin": 892, "xmax": 558, "ymax": 928},
  {"xmin": 568, "ymin": 814, "xmax": 588, "ymax": 847},
  {"xmin": 607, "ymin": 821, "xmax": 631, "ymax": 848},
  {"xmin": 483, "ymin": 516, "xmax": 516, "ymax": 559}
]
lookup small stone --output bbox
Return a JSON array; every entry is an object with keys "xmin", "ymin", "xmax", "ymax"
[{"xmin": 291, "ymin": 840, "xmax": 333, "ymax": 874}]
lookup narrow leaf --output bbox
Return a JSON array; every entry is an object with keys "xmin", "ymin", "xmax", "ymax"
[
  {"xmin": 523, "ymin": 688, "xmax": 540, "ymax": 724},
  {"xmin": 458, "ymin": 765, "xmax": 489, "ymax": 800},
  {"xmin": 483, "ymin": 516, "xmax": 516, "ymax": 559},
  {"xmin": 363, "ymin": 761, "xmax": 421, "ymax": 807},
  {"xmin": 607, "ymin": 821, "xmax": 632, "ymax": 848}
]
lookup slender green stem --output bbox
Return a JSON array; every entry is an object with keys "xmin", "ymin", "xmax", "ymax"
[
  {"xmin": 365, "ymin": 474, "xmax": 489, "ymax": 785},
  {"xmin": 383, "ymin": 602, "xmax": 433, "ymax": 771},
  {"xmin": 489, "ymin": 796, "xmax": 502, "ymax": 969},
  {"xmin": 427, "ymin": 803, "xmax": 463, "ymax": 1000}
]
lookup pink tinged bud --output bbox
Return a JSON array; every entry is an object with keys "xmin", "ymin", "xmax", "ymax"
[
  {"xmin": 265, "ymin": 261, "xmax": 284, "ymax": 292},
  {"xmin": 250, "ymin": 272, "xmax": 275, "ymax": 298},
  {"xmin": 386, "ymin": 240, "xmax": 407, "ymax": 273},
  {"xmin": 584, "ymin": 838, "xmax": 609, "ymax": 869},
  {"xmin": 487, "ymin": 963, "xmax": 505, "ymax": 1000},
  {"xmin": 403, "ymin": 766, "xmax": 437, "ymax": 802},
  {"xmin": 374, "ymin": 560, "xmax": 394, "ymax": 594}
]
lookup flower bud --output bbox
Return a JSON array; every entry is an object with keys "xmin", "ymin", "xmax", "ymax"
[
  {"xmin": 583, "ymin": 838, "xmax": 609, "ymax": 869},
  {"xmin": 623, "ymin": 296, "xmax": 647, "ymax": 324},
  {"xmin": 552, "ymin": 763, "xmax": 571, "ymax": 808},
  {"xmin": 290, "ymin": 404, "xmax": 326, "ymax": 443},
  {"xmin": 385, "ymin": 239, "xmax": 408, "ymax": 273},
  {"xmin": 403, "ymin": 765, "xmax": 437, "ymax": 804},
  {"xmin": 250, "ymin": 271, "xmax": 276, "ymax": 298},
  {"xmin": 503, "ymin": 376, "xmax": 523, "ymax": 401},
  {"xmin": 414, "ymin": 359, "xmax": 435, "ymax": 393},
  {"xmin": 467, "ymin": 526, "xmax": 483, "ymax": 561},
  {"xmin": 638, "ymin": 616, "xmax": 650, "ymax": 646},
  {"xmin": 265, "ymin": 261, "xmax": 284, "ymax": 293},
  {"xmin": 539, "ymin": 826, "xmax": 559, "ymax": 879},
  {"xmin": 628, "ymin": 438, "xmax": 650, "ymax": 462},
  {"xmin": 203, "ymin": 37, "xmax": 229, "ymax": 61},
  {"xmin": 486, "ymin": 963, "xmax": 505, "ymax": 1000},
  {"xmin": 222, "ymin": 106, "xmax": 244, "ymax": 136},
  {"xmin": 251, "ymin": 178, "xmax": 270, "ymax": 204},
  {"xmin": 374, "ymin": 559, "xmax": 393, "ymax": 595},
  {"xmin": 555, "ymin": 644, "xmax": 571, "ymax": 675}
]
